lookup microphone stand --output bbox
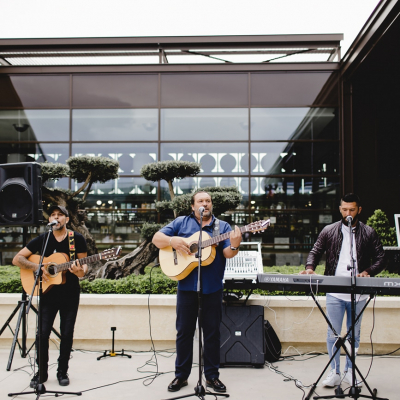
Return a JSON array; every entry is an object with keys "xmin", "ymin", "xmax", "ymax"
[
  {"xmin": 165, "ymin": 209, "xmax": 229, "ymax": 400},
  {"xmin": 344, "ymin": 218, "xmax": 379, "ymax": 399},
  {"xmin": 8, "ymin": 225, "xmax": 82, "ymax": 398}
]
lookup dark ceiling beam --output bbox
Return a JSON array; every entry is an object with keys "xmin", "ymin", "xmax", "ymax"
[{"xmin": 0, "ymin": 61, "xmax": 339, "ymax": 75}]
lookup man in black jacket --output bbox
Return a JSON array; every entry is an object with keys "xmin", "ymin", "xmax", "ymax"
[{"xmin": 301, "ymin": 193, "xmax": 384, "ymax": 387}]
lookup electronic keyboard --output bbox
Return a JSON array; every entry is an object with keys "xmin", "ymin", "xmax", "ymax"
[{"xmin": 255, "ymin": 273, "xmax": 400, "ymax": 295}]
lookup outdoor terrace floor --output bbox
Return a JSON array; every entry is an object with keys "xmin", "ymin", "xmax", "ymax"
[{"xmin": 0, "ymin": 347, "xmax": 399, "ymax": 399}]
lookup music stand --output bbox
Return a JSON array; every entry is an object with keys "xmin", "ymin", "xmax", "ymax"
[
  {"xmin": 164, "ymin": 210, "xmax": 229, "ymax": 400},
  {"xmin": 8, "ymin": 225, "xmax": 81, "ymax": 398},
  {"xmin": 305, "ymin": 220, "xmax": 386, "ymax": 400}
]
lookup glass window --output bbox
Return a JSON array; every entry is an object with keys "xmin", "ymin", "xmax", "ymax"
[
  {"xmin": 251, "ymin": 176, "xmax": 340, "ymax": 209},
  {"xmin": 72, "ymin": 143, "xmax": 158, "ymax": 175},
  {"xmin": 161, "ymin": 73, "xmax": 248, "ymax": 107},
  {"xmin": 0, "ymin": 143, "xmax": 69, "ymax": 165},
  {"xmin": 75, "ymin": 177, "xmax": 158, "ymax": 209},
  {"xmin": 72, "ymin": 74, "xmax": 158, "ymax": 107},
  {"xmin": 250, "ymin": 142, "xmax": 339, "ymax": 175},
  {"xmin": 251, "ymin": 108, "xmax": 338, "ymax": 140},
  {"xmin": 251, "ymin": 72, "xmax": 332, "ymax": 106},
  {"xmin": 0, "ymin": 110, "xmax": 70, "ymax": 141},
  {"xmin": 72, "ymin": 109, "xmax": 158, "ymax": 141},
  {"xmin": 160, "ymin": 176, "xmax": 248, "ymax": 203},
  {"xmin": 0, "ymin": 75, "xmax": 70, "ymax": 108},
  {"xmin": 44, "ymin": 178, "xmax": 69, "ymax": 191},
  {"xmin": 161, "ymin": 143, "xmax": 250, "ymax": 174},
  {"xmin": 161, "ymin": 108, "xmax": 248, "ymax": 141}
]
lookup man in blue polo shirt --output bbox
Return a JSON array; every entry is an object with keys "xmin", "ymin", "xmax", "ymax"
[{"xmin": 152, "ymin": 191, "xmax": 242, "ymax": 393}]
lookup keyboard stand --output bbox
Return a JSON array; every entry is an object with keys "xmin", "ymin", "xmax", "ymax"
[{"xmin": 305, "ymin": 292, "xmax": 386, "ymax": 400}]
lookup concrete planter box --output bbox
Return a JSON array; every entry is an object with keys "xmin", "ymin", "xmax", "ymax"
[{"xmin": 0, "ymin": 293, "xmax": 399, "ymax": 354}]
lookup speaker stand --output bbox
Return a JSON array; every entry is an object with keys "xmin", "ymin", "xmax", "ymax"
[{"xmin": 0, "ymin": 292, "xmax": 61, "ymax": 371}]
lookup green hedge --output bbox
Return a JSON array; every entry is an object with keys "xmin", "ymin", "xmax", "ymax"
[
  {"xmin": 1, "ymin": 264, "xmax": 398, "ymax": 295},
  {"xmin": 0, "ymin": 265, "xmax": 177, "ymax": 295},
  {"xmin": 0, "ymin": 265, "xmax": 23, "ymax": 293}
]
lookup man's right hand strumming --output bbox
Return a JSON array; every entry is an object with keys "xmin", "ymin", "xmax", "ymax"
[{"xmin": 169, "ymin": 236, "xmax": 192, "ymax": 256}]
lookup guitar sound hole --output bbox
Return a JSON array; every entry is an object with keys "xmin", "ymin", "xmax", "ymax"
[
  {"xmin": 47, "ymin": 265, "xmax": 56, "ymax": 275},
  {"xmin": 189, "ymin": 243, "xmax": 198, "ymax": 254}
]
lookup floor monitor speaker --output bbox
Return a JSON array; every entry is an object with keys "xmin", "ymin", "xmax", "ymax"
[
  {"xmin": 220, "ymin": 304, "xmax": 265, "ymax": 368},
  {"xmin": 0, "ymin": 162, "xmax": 43, "ymax": 226}
]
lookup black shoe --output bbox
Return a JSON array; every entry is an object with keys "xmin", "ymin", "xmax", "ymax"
[
  {"xmin": 206, "ymin": 378, "xmax": 227, "ymax": 393},
  {"xmin": 168, "ymin": 377, "xmax": 188, "ymax": 392},
  {"xmin": 30, "ymin": 372, "xmax": 48, "ymax": 388},
  {"xmin": 57, "ymin": 371, "xmax": 70, "ymax": 386}
]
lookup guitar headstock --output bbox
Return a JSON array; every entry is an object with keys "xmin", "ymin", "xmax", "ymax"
[
  {"xmin": 246, "ymin": 219, "xmax": 270, "ymax": 234},
  {"xmin": 101, "ymin": 246, "xmax": 122, "ymax": 260}
]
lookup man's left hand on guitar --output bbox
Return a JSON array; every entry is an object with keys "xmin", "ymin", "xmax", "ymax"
[
  {"xmin": 230, "ymin": 225, "xmax": 242, "ymax": 248},
  {"xmin": 69, "ymin": 259, "xmax": 88, "ymax": 278}
]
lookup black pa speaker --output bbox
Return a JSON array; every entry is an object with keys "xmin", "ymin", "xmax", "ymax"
[
  {"xmin": 220, "ymin": 305, "xmax": 265, "ymax": 368},
  {"xmin": 0, "ymin": 162, "xmax": 43, "ymax": 225}
]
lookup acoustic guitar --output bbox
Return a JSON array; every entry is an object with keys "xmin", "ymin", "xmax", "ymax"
[
  {"xmin": 159, "ymin": 220, "xmax": 270, "ymax": 281},
  {"xmin": 20, "ymin": 246, "xmax": 122, "ymax": 295}
]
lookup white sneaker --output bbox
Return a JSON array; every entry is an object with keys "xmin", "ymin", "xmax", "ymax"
[
  {"xmin": 342, "ymin": 368, "xmax": 363, "ymax": 387},
  {"xmin": 322, "ymin": 369, "xmax": 341, "ymax": 387}
]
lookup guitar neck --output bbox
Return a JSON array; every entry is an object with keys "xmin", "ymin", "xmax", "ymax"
[
  {"xmin": 56, "ymin": 253, "xmax": 102, "ymax": 272},
  {"xmin": 201, "ymin": 225, "xmax": 249, "ymax": 248}
]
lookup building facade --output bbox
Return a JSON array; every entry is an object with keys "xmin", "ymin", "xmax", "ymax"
[{"xmin": 1, "ymin": 0, "xmax": 399, "ymax": 264}]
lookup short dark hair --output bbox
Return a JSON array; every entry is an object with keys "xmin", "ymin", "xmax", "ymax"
[
  {"xmin": 191, "ymin": 190, "xmax": 212, "ymax": 205},
  {"xmin": 341, "ymin": 193, "xmax": 361, "ymax": 207}
]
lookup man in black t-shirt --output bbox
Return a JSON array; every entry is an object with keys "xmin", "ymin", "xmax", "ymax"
[{"xmin": 13, "ymin": 205, "xmax": 88, "ymax": 388}]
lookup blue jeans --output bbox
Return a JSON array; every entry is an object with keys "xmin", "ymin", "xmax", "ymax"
[
  {"xmin": 326, "ymin": 294, "xmax": 366, "ymax": 373},
  {"xmin": 175, "ymin": 289, "xmax": 223, "ymax": 380}
]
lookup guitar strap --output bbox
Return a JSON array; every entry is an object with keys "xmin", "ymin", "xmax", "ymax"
[
  {"xmin": 213, "ymin": 218, "xmax": 220, "ymax": 238},
  {"xmin": 68, "ymin": 230, "xmax": 76, "ymax": 261}
]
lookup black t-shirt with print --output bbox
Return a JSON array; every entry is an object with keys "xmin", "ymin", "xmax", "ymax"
[{"xmin": 26, "ymin": 231, "xmax": 87, "ymax": 299}]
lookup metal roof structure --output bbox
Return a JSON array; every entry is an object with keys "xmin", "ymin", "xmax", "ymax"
[{"xmin": 0, "ymin": 34, "xmax": 342, "ymax": 71}]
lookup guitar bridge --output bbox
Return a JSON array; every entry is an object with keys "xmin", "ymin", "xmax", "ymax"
[{"xmin": 173, "ymin": 249, "xmax": 178, "ymax": 265}]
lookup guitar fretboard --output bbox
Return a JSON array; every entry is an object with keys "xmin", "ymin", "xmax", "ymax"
[
  {"xmin": 56, "ymin": 253, "xmax": 102, "ymax": 272},
  {"xmin": 201, "ymin": 225, "xmax": 250, "ymax": 248}
]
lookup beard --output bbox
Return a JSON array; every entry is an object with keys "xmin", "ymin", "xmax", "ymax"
[
  {"xmin": 194, "ymin": 206, "xmax": 213, "ymax": 220},
  {"xmin": 203, "ymin": 205, "xmax": 213, "ymax": 218},
  {"xmin": 53, "ymin": 222, "xmax": 65, "ymax": 231}
]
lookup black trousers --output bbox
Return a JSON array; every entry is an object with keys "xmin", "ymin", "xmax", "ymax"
[
  {"xmin": 37, "ymin": 290, "xmax": 79, "ymax": 374},
  {"xmin": 175, "ymin": 289, "xmax": 223, "ymax": 380}
]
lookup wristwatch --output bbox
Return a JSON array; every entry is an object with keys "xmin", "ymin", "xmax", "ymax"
[{"xmin": 230, "ymin": 245, "xmax": 240, "ymax": 251}]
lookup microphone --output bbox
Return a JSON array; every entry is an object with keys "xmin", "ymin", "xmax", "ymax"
[
  {"xmin": 346, "ymin": 216, "xmax": 353, "ymax": 225},
  {"xmin": 47, "ymin": 220, "xmax": 58, "ymax": 227},
  {"xmin": 198, "ymin": 207, "xmax": 205, "ymax": 214}
]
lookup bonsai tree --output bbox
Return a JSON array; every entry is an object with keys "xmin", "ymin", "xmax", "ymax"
[
  {"xmin": 366, "ymin": 209, "xmax": 397, "ymax": 246},
  {"xmin": 41, "ymin": 156, "xmax": 119, "ymax": 279},
  {"xmin": 140, "ymin": 160, "xmax": 201, "ymax": 217},
  {"xmin": 100, "ymin": 159, "xmax": 242, "ymax": 278}
]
